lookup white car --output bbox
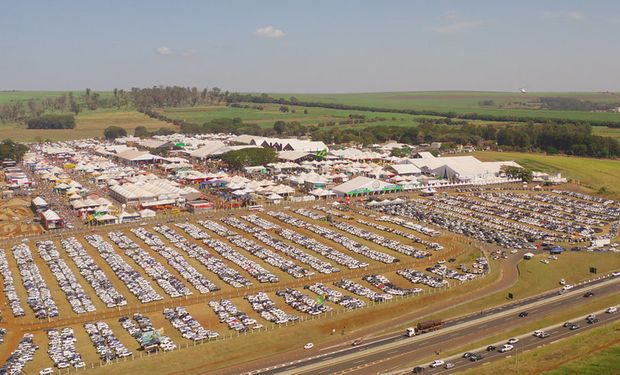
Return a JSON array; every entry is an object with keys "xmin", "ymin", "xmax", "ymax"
[
  {"xmin": 507, "ymin": 338, "xmax": 519, "ymax": 344},
  {"xmin": 562, "ymin": 284, "xmax": 574, "ymax": 291},
  {"xmin": 540, "ymin": 259, "xmax": 550, "ymax": 264},
  {"xmin": 499, "ymin": 344, "xmax": 514, "ymax": 353},
  {"xmin": 304, "ymin": 343, "xmax": 314, "ymax": 349},
  {"xmin": 429, "ymin": 360, "xmax": 445, "ymax": 368},
  {"xmin": 612, "ymin": 271, "xmax": 620, "ymax": 277},
  {"xmin": 606, "ymin": 306, "xmax": 617, "ymax": 314}
]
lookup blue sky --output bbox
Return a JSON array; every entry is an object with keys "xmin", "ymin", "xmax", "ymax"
[{"xmin": 1, "ymin": 0, "xmax": 619, "ymax": 92}]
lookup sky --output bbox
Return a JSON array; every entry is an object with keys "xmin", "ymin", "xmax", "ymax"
[{"xmin": 1, "ymin": 0, "xmax": 619, "ymax": 93}]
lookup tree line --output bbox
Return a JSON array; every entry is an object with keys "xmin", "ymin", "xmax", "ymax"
[{"xmin": 26, "ymin": 114, "xmax": 75, "ymax": 129}]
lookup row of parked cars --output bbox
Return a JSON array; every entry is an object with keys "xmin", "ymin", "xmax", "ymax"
[
  {"xmin": 397, "ymin": 268, "xmax": 449, "ymax": 289},
  {"xmin": 208, "ymin": 299, "xmax": 261, "ymax": 332},
  {"xmin": 222, "ymin": 217, "xmax": 314, "ymax": 278},
  {"xmin": 108, "ymin": 231, "xmax": 191, "ymax": 298},
  {"xmin": 276, "ymin": 288, "xmax": 332, "ymax": 315},
  {"xmin": 163, "ymin": 306, "xmax": 219, "ymax": 341},
  {"xmin": 242, "ymin": 214, "xmax": 281, "ymax": 230},
  {"xmin": 84, "ymin": 321, "xmax": 132, "ymax": 362},
  {"xmin": 373, "ymin": 215, "xmax": 441, "ymax": 238},
  {"xmin": 177, "ymin": 222, "xmax": 279, "ymax": 283},
  {"xmin": 246, "ymin": 292, "xmax": 298, "ymax": 324},
  {"xmin": 268, "ymin": 211, "xmax": 398, "ymax": 264},
  {"xmin": 334, "ymin": 279, "xmax": 393, "ymax": 302},
  {"xmin": 357, "ymin": 218, "xmax": 443, "ymax": 251},
  {"xmin": 46, "ymin": 327, "xmax": 84, "ymax": 369},
  {"xmin": 131, "ymin": 227, "xmax": 218, "ymax": 294},
  {"xmin": 305, "ymin": 282, "xmax": 366, "ymax": 310},
  {"xmin": 0, "ymin": 249, "xmax": 25, "ymax": 317},
  {"xmin": 330, "ymin": 220, "xmax": 430, "ymax": 259},
  {"xmin": 480, "ymin": 192, "xmax": 606, "ymax": 227},
  {"xmin": 271, "ymin": 218, "xmax": 368, "ymax": 270},
  {"xmin": 375, "ymin": 200, "xmax": 534, "ymax": 250},
  {"xmin": 85, "ymin": 234, "xmax": 162, "ymax": 304},
  {"xmin": 36, "ymin": 240, "xmax": 96, "ymax": 314},
  {"xmin": 12, "ymin": 243, "xmax": 58, "ymax": 319},
  {"xmin": 460, "ymin": 193, "xmax": 597, "ymax": 238},
  {"xmin": 363, "ymin": 274, "xmax": 422, "ymax": 296},
  {"xmin": 239, "ymin": 216, "xmax": 341, "ymax": 275},
  {"xmin": 159, "ymin": 224, "xmax": 250, "ymax": 288},
  {"xmin": 1, "ymin": 333, "xmax": 37, "ymax": 374},
  {"xmin": 61, "ymin": 237, "xmax": 127, "ymax": 308}
]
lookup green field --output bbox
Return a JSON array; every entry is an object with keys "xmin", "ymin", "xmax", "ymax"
[
  {"xmin": 0, "ymin": 109, "xmax": 171, "ymax": 142},
  {"xmin": 593, "ymin": 125, "xmax": 620, "ymax": 138},
  {"xmin": 161, "ymin": 103, "xmax": 429, "ymax": 128},
  {"xmin": 284, "ymin": 91, "xmax": 620, "ymax": 123},
  {"xmin": 473, "ymin": 151, "xmax": 620, "ymax": 199}
]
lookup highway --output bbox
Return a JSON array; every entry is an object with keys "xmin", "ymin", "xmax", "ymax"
[
  {"xmin": 406, "ymin": 307, "xmax": 620, "ymax": 375},
  {"xmin": 244, "ymin": 273, "xmax": 619, "ymax": 375}
]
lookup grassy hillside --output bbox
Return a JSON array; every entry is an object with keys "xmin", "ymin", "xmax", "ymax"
[
  {"xmin": 285, "ymin": 91, "xmax": 620, "ymax": 123},
  {"xmin": 162, "ymin": 103, "xmax": 431, "ymax": 128},
  {"xmin": 0, "ymin": 109, "xmax": 172, "ymax": 141},
  {"xmin": 473, "ymin": 151, "xmax": 620, "ymax": 199}
]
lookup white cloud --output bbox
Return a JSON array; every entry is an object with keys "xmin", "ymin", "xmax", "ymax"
[
  {"xmin": 181, "ymin": 48, "xmax": 197, "ymax": 57},
  {"xmin": 157, "ymin": 46, "xmax": 172, "ymax": 55},
  {"xmin": 432, "ymin": 20, "xmax": 486, "ymax": 34},
  {"xmin": 254, "ymin": 26, "xmax": 286, "ymax": 38}
]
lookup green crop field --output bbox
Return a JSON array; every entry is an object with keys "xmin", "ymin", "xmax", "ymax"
[
  {"xmin": 473, "ymin": 151, "xmax": 620, "ymax": 199},
  {"xmin": 161, "ymin": 103, "xmax": 430, "ymax": 128},
  {"xmin": 593, "ymin": 125, "xmax": 620, "ymax": 138},
  {"xmin": 283, "ymin": 91, "xmax": 620, "ymax": 123}
]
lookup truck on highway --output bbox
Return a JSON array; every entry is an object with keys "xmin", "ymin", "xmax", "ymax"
[{"xmin": 405, "ymin": 320, "xmax": 444, "ymax": 336}]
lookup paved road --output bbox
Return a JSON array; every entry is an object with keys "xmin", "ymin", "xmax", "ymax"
[
  {"xmin": 411, "ymin": 308, "xmax": 620, "ymax": 375},
  {"xmin": 246, "ymin": 274, "xmax": 619, "ymax": 375}
]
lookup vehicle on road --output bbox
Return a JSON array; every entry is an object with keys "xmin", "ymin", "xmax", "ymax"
[
  {"xmin": 415, "ymin": 320, "xmax": 443, "ymax": 334},
  {"xmin": 562, "ymin": 284, "xmax": 574, "ymax": 291},
  {"xmin": 444, "ymin": 362, "xmax": 455, "ymax": 369},
  {"xmin": 586, "ymin": 314, "xmax": 599, "ymax": 324},
  {"xmin": 352, "ymin": 338, "xmax": 363, "ymax": 346},
  {"xmin": 569, "ymin": 323, "xmax": 581, "ymax": 330},
  {"xmin": 538, "ymin": 331, "xmax": 550, "ymax": 338},
  {"xmin": 498, "ymin": 344, "xmax": 514, "ymax": 353},
  {"xmin": 469, "ymin": 353, "xmax": 484, "ymax": 362},
  {"xmin": 583, "ymin": 291, "xmax": 594, "ymax": 298},
  {"xmin": 303, "ymin": 342, "xmax": 314, "ymax": 349},
  {"xmin": 405, "ymin": 327, "xmax": 416, "ymax": 337},
  {"xmin": 518, "ymin": 311, "xmax": 529, "ymax": 317},
  {"xmin": 611, "ymin": 271, "xmax": 620, "ymax": 277},
  {"xmin": 606, "ymin": 306, "xmax": 617, "ymax": 314},
  {"xmin": 486, "ymin": 345, "xmax": 497, "ymax": 351},
  {"xmin": 462, "ymin": 352, "xmax": 473, "ymax": 358},
  {"xmin": 429, "ymin": 360, "xmax": 444, "ymax": 368},
  {"xmin": 412, "ymin": 366, "xmax": 424, "ymax": 373},
  {"xmin": 507, "ymin": 338, "xmax": 519, "ymax": 344}
]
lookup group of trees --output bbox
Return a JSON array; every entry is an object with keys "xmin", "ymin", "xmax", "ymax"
[
  {"xmin": 103, "ymin": 126, "xmax": 127, "ymax": 140},
  {"xmin": 26, "ymin": 114, "xmax": 75, "ymax": 129},
  {"xmin": 0, "ymin": 139, "xmax": 28, "ymax": 162},
  {"xmin": 131, "ymin": 86, "xmax": 228, "ymax": 110},
  {"xmin": 133, "ymin": 126, "xmax": 176, "ymax": 138},
  {"xmin": 180, "ymin": 117, "xmax": 264, "ymax": 135},
  {"xmin": 221, "ymin": 147, "xmax": 276, "ymax": 170}
]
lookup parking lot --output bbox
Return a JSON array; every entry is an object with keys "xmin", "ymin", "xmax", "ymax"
[{"xmin": 0, "ymin": 187, "xmax": 617, "ymax": 373}]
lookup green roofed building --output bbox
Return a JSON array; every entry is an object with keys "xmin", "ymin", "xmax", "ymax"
[{"xmin": 332, "ymin": 176, "xmax": 402, "ymax": 197}]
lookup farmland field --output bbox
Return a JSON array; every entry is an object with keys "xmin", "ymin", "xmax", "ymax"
[
  {"xmin": 593, "ymin": 125, "xmax": 620, "ymax": 138},
  {"xmin": 161, "ymin": 103, "xmax": 430, "ymax": 128},
  {"xmin": 285, "ymin": 91, "xmax": 620, "ymax": 123},
  {"xmin": 473, "ymin": 151, "xmax": 620, "ymax": 199},
  {"xmin": 0, "ymin": 109, "xmax": 172, "ymax": 142}
]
